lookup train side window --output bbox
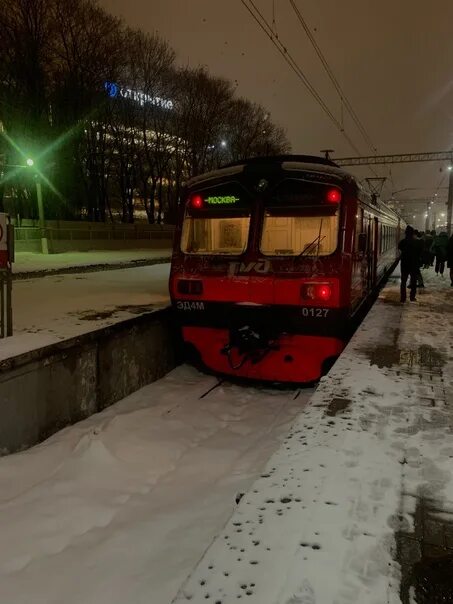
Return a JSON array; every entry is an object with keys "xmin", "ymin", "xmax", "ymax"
[
  {"xmin": 354, "ymin": 209, "xmax": 364, "ymax": 252},
  {"xmin": 358, "ymin": 233, "xmax": 367, "ymax": 253}
]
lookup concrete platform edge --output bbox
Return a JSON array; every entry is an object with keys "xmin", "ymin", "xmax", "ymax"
[{"xmin": 0, "ymin": 308, "xmax": 180, "ymax": 455}]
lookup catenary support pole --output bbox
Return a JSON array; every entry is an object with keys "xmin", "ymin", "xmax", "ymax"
[{"xmin": 447, "ymin": 168, "xmax": 453, "ymax": 236}]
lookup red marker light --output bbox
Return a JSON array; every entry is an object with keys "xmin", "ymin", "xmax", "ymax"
[
  {"xmin": 318, "ymin": 284, "xmax": 331, "ymax": 301},
  {"xmin": 190, "ymin": 194, "xmax": 203, "ymax": 209},
  {"xmin": 301, "ymin": 283, "xmax": 332, "ymax": 302},
  {"xmin": 326, "ymin": 188, "xmax": 341, "ymax": 203}
]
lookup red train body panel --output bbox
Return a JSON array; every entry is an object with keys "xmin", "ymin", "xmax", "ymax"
[{"xmin": 170, "ymin": 155, "xmax": 403, "ymax": 383}]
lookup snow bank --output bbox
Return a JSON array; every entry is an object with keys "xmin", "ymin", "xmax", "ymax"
[{"xmin": 13, "ymin": 249, "xmax": 171, "ymax": 274}]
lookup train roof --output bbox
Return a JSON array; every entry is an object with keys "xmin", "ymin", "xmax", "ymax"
[
  {"xmin": 185, "ymin": 155, "xmax": 402, "ymax": 221},
  {"xmin": 187, "ymin": 155, "xmax": 352, "ymax": 188},
  {"xmin": 224, "ymin": 154, "xmax": 339, "ymax": 168}
]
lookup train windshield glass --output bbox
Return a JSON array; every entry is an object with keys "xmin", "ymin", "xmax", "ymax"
[
  {"xmin": 181, "ymin": 184, "xmax": 251, "ymax": 255},
  {"xmin": 260, "ymin": 179, "xmax": 340, "ymax": 256}
]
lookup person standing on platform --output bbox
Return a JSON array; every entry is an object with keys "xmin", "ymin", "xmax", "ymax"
[
  {"xmin": 422, "ymin": 230, "xmax": 434, "ymax": 269},
  {"xmin": 431, "ymin": 231, "xmax": 449, "ymax": 276},
  {"xmin": 399, "ymin": 226, "xmax": 421, "ymax": 302},
  {"xmin": 413, "ymin": 230, "xmax": 425, "ymax": 287},
  {"xmin": 430, "ymin": 230, "xmax": 436, "ymax": 265},
  {"xmin": 447, "ymin": 233, "xmax": 453, "ymax": 287}
]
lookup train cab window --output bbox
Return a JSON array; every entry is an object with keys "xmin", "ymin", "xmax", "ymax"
[
  {"xmin": 181, "ymin": 215, "xmax": 250, "ymax": 255},
  {"xmin": 181, "ymin": 185, "xmax": 251, "ymax": 255},
  {"xmin": 260, "ymin": 179, "xmax": 341, "ymax": 256},
  {"xmin": 260, "ymin": 208, "xmax": 339, "ymax": 256}
]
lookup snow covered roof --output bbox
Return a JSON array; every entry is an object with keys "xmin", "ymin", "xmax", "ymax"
[
  {"xmin": 187, "ymin": 165, "xmax": 245, "ymax": 187},
  {"xmin": 282, "ymin": 161, "xmax": 353, "ymax": 181}
]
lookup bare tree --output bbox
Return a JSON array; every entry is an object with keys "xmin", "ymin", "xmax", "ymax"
[
  {"xmin": 225, "ymin": 98, "xmax": 290, "ymax": 162},
  {"xmin": 0, "ymin": 0, "xmax": 290, "ymax": 223},
  {"xmin": 172, "ymin": 67, "xmax": 234, "ymax": 177},
  {"xmin": 124, "ymin": 29, "xmax": 176, "ymax": 223},
  {"xmin": 0, "ymin": 0, "xmax": 54, "ymax": 216},
  {"xmin": 50, "ymin": 0, "xmax": 126, "ymax": 219}
]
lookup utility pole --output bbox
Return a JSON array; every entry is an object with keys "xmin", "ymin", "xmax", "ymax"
[
  {"xmin": 447, "ymin": 167, "xmax": 453, "ymax": 236},
  {"xmin": 35, "ymin": 178, "xmax": 49, "ymax": 254}
]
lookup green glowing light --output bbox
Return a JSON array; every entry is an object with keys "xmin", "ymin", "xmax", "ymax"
[
  {"xmin": 26, "ymin": 158, "xmax": 34, "ymax": 167},
  {"xmin": 205, "ymin": 195, "xmax": 240, "ymax": 205}
]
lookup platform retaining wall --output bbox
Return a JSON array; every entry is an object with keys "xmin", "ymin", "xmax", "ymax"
[{"xmin": 0, "ymin": 309, "xmax": 179, "ymax": 455}]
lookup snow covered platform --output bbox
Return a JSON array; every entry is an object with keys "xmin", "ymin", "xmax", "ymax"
[
  {"xmin": 174, "ymin": 269, "xmax": 453, "ymax": 604},
  {"xmin": 0, "ymin": 262, "xmax": 173, "ymax": 454},
  {"xmin": 0, "ymin": 263, "xmax": 171, "ymax": 362},
  {"xmin": 0, "ymin": 367, "xmax": 312, "ymax": 604}
]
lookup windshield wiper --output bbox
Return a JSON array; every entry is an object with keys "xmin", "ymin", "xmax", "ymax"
[
  {"xmin": 298, "ymin": 234, "xmax": 326, "ymax": 257},
  {"xmin": 299, "ymin": 217, "xmax": 326, "ymax": 258}
]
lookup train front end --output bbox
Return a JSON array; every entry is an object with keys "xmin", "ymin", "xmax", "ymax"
[{"xmin": 170, "ymin": 157, "xmax": 353, "ymax": 384}]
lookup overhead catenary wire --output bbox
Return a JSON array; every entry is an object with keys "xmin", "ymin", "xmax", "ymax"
[
  {"xmin": 287, "ymin": 0, "xmax": 395, "ymax": 195},
  {"xmin": 241, "ymin": 0, "xmax": 393, "ymax": 196},
  {"xmin": 240, "ymin": 0, "xmax": 362, "ymax": 155},
  {"xmin": 289, "ymin": 0, "xmax": 377, "ymax": 155}
]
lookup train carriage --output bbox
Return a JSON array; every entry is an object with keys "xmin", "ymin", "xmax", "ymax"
[{"xmin": 170, "ymin": 155, "xmax": 403, "ymax": 383}]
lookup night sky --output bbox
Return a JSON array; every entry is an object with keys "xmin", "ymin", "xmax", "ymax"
[{"xmin": 99, "ymin": 0, "xmax": 453, "ymax": 228}]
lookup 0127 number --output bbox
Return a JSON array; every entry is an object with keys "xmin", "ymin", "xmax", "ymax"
[{"xmin": 301, "ymin": 307, "xmax": 329, "ymax": 318}]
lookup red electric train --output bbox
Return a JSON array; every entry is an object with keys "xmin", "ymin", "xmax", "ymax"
[{"xmin": 169, "ymin": 155, "xmax": 403, "ymax": 383}]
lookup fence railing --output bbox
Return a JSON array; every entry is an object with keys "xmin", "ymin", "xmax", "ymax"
[{"xmin": 15, "ymin": 224, "xmax": 175, "ymax": 242}]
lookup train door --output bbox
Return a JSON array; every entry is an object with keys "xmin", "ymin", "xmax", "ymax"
[
  {"xmin": 351, "ymin": 207, "xmax": 365, "ymax": 307},
  {"xmin": 372, "ymin": 216, "xmax": 379, "ymax": 285},
  {"xmin": 365, "ymin": 213, "xmax": 375, "ymax": 290}
]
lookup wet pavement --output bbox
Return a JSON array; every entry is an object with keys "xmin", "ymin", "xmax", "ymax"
[{"xmin": 365, "ymin": 270, "xmax": 453, "ymax": 603}]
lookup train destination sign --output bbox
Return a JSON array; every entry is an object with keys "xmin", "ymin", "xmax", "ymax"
[{"xmin": 205, "ymin": 195, "xmax": 240, "ymax": 205}]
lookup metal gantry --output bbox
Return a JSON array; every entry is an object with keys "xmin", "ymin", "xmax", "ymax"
[
  {"xmin": 334, "ymin": 151, "xmax": 453, "ymax": 235},
  {"xmin": 335, "ymin": 150, "xmax": 453, "ymax": 166}
]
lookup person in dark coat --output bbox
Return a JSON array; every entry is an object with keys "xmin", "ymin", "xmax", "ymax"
[
  {"xmin": 422, "ymin": 230, "xmax": 434, "ymax": 268},
  {"xmin": 413, "ymin": 230, "xmax": 424, "ymax": 287},
  {"xmin": 447, "ymin": 234, "xmax": 453, "ymax": 287},
  {"xmin": 399, "ymin": 225, "xmax": 421, "ymax": 302},
  {"xmin": 431, "ymin": 231, "xmax": 449, "ymax": 275},
  {"xmin": 430, "ymin": 230, "xmax": 436, "ymax": 265}
]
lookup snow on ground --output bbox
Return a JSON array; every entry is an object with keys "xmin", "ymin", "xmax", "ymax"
[
  {"xmin": 0, "ymin": 365, "xmax": 313, "ymax": 604},
  {"xmin": 0, "ymin": 263, "xmax": 171, "ymax": 361},
  {"xmin": 14, "ymin": 249, "xmax": 171, "ymax": 275},
  {"xmin": 174, "ymin": 269, "xmax": 453, "ymax": 604}
]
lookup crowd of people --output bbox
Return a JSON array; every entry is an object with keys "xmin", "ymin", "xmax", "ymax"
[{"xmin": 398, "ymin": 226, "xmax": 453, "ymax": 302}]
